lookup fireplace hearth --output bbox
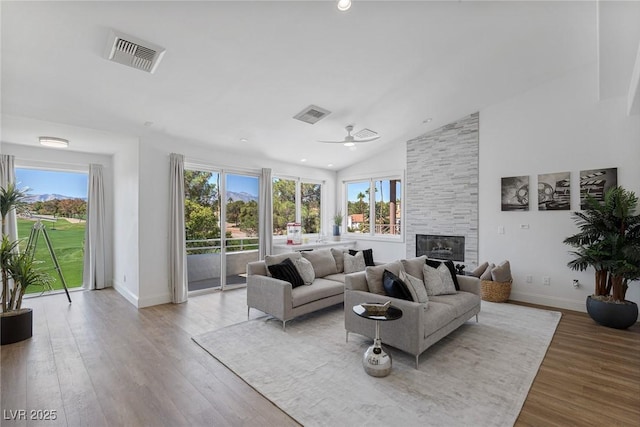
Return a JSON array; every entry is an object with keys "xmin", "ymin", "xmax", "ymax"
[{"xmin": 416, "ymin": 234, "xmax": 465, "ymax": 262}]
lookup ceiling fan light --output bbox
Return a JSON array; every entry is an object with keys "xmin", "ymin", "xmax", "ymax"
[
  {"xmin": 337, "ymin": 0, "xmax": 351, "ymax": 12},
  {"xmin": 39, "ymin": 136, "xmax": 69, "ymax": 148},
  {"xmin": 344, "ymin": 142, "xmax": 355, "ymax": 147}
]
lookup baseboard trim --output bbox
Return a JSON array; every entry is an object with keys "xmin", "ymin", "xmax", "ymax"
[
  {"xmin": 508, "ymin": 291, "xmax": 587, "ymax": 313},
  {"xmin": 138, "ymin": 293, "xmax": 171, "ymax": 308},
  {"xmin": 113, "ymin": 281, "xmax": 139, "ymax": 307}
]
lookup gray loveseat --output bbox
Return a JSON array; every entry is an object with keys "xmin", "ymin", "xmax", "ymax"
[
  {"xmin": 344, "ymin": 256, "xmax": 481, "ymax": 368},
  {"xmin": 247, "ymin": 249, "xmax": 349, "ymax": 329}
]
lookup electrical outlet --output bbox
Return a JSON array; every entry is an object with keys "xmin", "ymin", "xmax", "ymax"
[
  {"xmin": 520, "ymin": 224, "xmax": 530, "ymax": 229},
  {"xmin": 543, "ymin": 276, "xmax": 551, "ymax": 286},
  {"xmin": 497, "ymin": 226, "xmax": 505, "ymax": 234},
  {"xmin": 526, "ymin": 275, "xmax": 533, "ymax": 283},
  {"xmin": 573, "ymin": 279, "xmax": 580, "ymax": 288}
]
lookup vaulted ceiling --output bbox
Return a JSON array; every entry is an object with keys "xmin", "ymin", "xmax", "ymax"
[{"xmin": 1, "ymin": 1, "xmax": 638, "ymax": 169}]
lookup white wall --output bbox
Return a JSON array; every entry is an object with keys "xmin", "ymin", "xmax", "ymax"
[
  {"xmin": 479, "ymin": 62, "xmax": 640, "ymax": 314},
  {"xmin": 0, "ymin": 142, "xmax": 116, "ymax": 287},
  {"xmin": 336, "ymin": 145, "xmax": 407, "ymax": 263},
  {"xmin": 135, "ymin": 132, "xmax": 338, "ymax": 307}
]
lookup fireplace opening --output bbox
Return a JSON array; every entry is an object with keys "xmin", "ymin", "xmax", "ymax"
[{"xmin": 416, "ymin": 234, "xmax": 465, "ymax": 262}]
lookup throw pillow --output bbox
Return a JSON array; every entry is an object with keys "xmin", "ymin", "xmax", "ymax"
[
  {"xmin": 426, "ymin": 259, "xmax": 460, "ymax": 290},
  {"xmin": 480, "ymin": 263, "xmax": 495, "ymax": 280},
  {"xmin": 400, "ymin": 255, "xmax": 427, "ymax": 282},
  {"xmin": 382, "ymin": 270, "xmax": 413, "ymax": 301},
  {"xmin": 301, "ymin": 249, "xmax": 339, "ymax": 278},
  {"xmin": 264, "ymin": 252, "xmax": 302, "ymax": 277},
  {"xmin": 491, "ymin": 260, "xmax": 512, "ymax": 282},
  {"xmin": 292, "ymin": 257, "xmax": 315, "ymax": 285},
  {"xmin": 365, "ymin": 261, "xmax": 403, "ymax": 295},
  {"xmin": 471, "ymin": 262, "xmax": 489, "ymax": 278},
  {"xmin": 331, "ymin": 248, "xmax": 345, "ymax": 273},
  {"xmin": 423, "ymin": 263, "xmax": 457, "ymax": 296},
  {"xmin": 268, "ymin": 258, "xmax": 305, "ymax": 288},
  {"xmin": 399, "ymin": 268, "xmax": 429, "ymax": 304},
  {"xmin": 349, "ymin": 248, "xmax": 375, "ymax": 266},
  {"xmin": 343, "ymin": 251, "xmax": 366, "ymax": 274}
]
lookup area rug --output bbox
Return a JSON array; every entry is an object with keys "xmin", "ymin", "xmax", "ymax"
[{"xmin": 193, "ymin": 302, "xmax": 561, "ymax": 427}]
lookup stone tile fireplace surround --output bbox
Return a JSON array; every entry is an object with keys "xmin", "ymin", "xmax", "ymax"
[{"xmin": 405, "ymin": 112, "xmax": 479, "ymax": 268}]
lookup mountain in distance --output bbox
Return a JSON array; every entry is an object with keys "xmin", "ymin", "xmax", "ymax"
[
  {"xmin": 25, "ymin": 193, "xmax": 87, "ymax": 202},
  {"xmin": 226, "ymin": 191, "xmax": 257, "ymax": 203}
]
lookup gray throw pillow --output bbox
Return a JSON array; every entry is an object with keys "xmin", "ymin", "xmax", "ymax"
[
  {"xmin": 264, "ymin": 252, "xmax": 302, "ymax": 277},
  {"xmin": 399, "ymin": 268, "xmax": 429, "ymax": 304},
  {"xmin": 491, "ymin": 260, "xmax": 512, "ymax": 282},
  {"xmin": 400, "ymin": 255, "xmax": 427, "ymax": 282},
  {"xmin": 423, "ymin": 263, "xmax": 457, "ymax": 296},
  {"xmin": 301, "ymin": 249, "xmax": 339, "ymax": 278},
  {"xmin": 344, "ymin": 251, "xmax": 366, "ymax": 273},
  {"xmin": 331, "ymin": 248, "xmax": 345, "ymax": 273},
  {"xmin": 471, "ymin": 262, "xmax": 489, "ymax": 278},
  {"xmin": 480, "ymin": 263, "xmax": 495, "ymax": 280},
  {"xmin": 293, "ymin": 257, "xmax": 315, "ymax": 285},
  {"xmin": 365, "ymin": 261, "xmax": 402, "ymax": 295}
]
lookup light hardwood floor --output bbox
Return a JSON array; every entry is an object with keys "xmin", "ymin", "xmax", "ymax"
[{"xmin": 1, "ymin": 288, "xmax": 638, "ymax": 426}]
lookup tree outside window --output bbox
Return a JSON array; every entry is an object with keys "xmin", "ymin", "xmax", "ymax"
[
  {"xmin": 346, "ymin": 178, "xmax": 401, "ymax": 236},
  {"xmin": 272, "ymin": 177, "xmax": 322, "ymax": 236}
]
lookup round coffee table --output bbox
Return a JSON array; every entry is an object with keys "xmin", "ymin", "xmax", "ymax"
[{"xmin": 352, "ymin": 304, "xmax": 403, "ymax": 377}]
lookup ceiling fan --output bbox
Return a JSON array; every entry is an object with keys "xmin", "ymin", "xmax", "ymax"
[{"xmin": 318, "ymin": 125, "xmax": 380, "ymax": 147}]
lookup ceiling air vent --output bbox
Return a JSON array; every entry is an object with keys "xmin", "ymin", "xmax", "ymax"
[
  {"xmin": 104, "ymin": 30, "xmax": 166, "ymax": 74},
  {"xmin": 293, "ymin": 105, "xmax": 331, "ymax": 125}
]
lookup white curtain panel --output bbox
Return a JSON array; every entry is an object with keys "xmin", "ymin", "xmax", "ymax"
[
  {"xmin": 259, "ymin": 167, "xmax": 273, "ymax": 260},
  {"xmin": 169, "ymin": 153, "xmax": 188, "ymax": 304},
  {"xmin": 0, "ymin": 155, "xmax": 18, "ymax": 241},
  {"xmin": 83, "ymin": 163, "xmax": 107, "ymax": 290}
]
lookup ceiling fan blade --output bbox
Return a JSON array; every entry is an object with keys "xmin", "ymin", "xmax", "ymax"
[
  {"xmin": 317, "ymin": 140, "xmax": 348, "ymax": 144},
  {"xmin": 353, "ymin": 135, "xmax": 380, "ymax": 143}
]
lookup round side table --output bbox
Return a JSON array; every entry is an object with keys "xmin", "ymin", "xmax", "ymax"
[{"xmin": 352, "ymin": 304, "xmax": 403, "ymax": 377}]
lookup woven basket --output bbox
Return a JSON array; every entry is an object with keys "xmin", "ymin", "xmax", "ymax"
[{"xmin": 481, "ymin": 280, "xmax": 512, "ymax": 302}]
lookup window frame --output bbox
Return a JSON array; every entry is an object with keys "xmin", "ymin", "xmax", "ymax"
[
  {"xmin": 272, "ymin": 175, "xmax": 324, "ymax": 238},
  {"xmin": 342, "ymin": 172, "xmax": 404, "ymax": 241}
]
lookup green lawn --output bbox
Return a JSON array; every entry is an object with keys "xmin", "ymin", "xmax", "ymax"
[{"xmin": 17, "ymin": 218, "xmax": 85, "ymax": 294}]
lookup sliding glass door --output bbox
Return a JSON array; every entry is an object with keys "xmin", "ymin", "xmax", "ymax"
[{"xmin": 184, "ymin": 167, "xmax": 259, "ymax": 293}]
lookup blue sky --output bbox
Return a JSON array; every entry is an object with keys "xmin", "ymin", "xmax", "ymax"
[
  {"xmin": 206, "ymin": 173, "xmax": 259, "ymax": 196},
  {"xmin": 347, "ymin": 180, "xmax": 402, "ymax": 202},
  {"xmin": 16, "ymin": 168, "xmax": 88, "ymax": 198}
]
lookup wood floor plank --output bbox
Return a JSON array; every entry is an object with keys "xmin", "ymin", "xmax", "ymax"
[{"xmin": 2, "ymin": 289, "xmax": 638, "ymax": 426}]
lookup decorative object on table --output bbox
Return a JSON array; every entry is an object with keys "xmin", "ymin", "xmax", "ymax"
[
  {"xmin": 564, "ymin": 186, "xmax": 640, "ymax": 329},
  {"xmin": 579, "ymin": 167, "xmax": 617, "ymax": 210},
  {"xmin": 480, "ymin": 260, "xmax": 512, "ymax": 303},
  {"xmin": 286, "ymin": 222, "xmax": 302, "ymax": 245},
  {"xmin": 455, "ymin": 263, "xmax": 465, "ymax": 275},
  {"xmin": 352, "ymin": 304, "xmax": 403, "ymax": 377},
  {"xmin": 1, "ymin": 184, "xmax": 55, "ymax": 345},
  {"xmin": 361, "ymin": 300, "xmax": 391, "ymax": 315},
  {"xmin": 332, "ymin": 211, "xmax": 343, "ymax": 241},
  {"xmin": 501, "ymin": 175, "xmax": 529, "ymax": 211},
  {"xmin": 538, "ymin": 171, "xmax": 571, "ymax": 211}
]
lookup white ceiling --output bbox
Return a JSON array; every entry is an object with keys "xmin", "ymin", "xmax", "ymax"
[{"xmin": 0, "ymin": 1, "xmax": 636, "ymax": 170}]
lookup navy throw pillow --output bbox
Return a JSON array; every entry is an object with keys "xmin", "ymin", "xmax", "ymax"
[
  {"xmin": 426, "ymin": 259, "xmax": 460, "ymax": 290},
  {"xmin": 268, "ymin": 258, "xmax": 305, "ymax": 288},
  {"xmin": 382, "ymin": 269, "xmax": 413, "ymax": 301}
]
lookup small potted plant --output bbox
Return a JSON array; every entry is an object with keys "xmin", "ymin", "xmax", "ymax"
[
  {"xmin": 332, "ymin": 211, "xmax": 343, "ymax": 241},
  {"xmin": 563, "ymin": 186, "xmax": 640, "ymax": 329}
]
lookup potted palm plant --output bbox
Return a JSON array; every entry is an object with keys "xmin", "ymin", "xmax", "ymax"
[
  {"xmin": 1, "ymin": 183, "xmax": 54, "ymax": 345},
  {"xmin": 563, "ymin": 186, "xmax": 640, "ymax": 329}
]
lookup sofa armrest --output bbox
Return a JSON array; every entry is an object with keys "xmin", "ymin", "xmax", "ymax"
[
  {"xmin": 344, "ymin": 289, "xmax": 426, "ymax": 356},
  {"xmin": 246, "ymin": 274, "xmax": 293, "ymax": 320},
  {"xmin": 247, "ymin": 260, "xmax": 268, "ymax": 276},
  {"xmin": 457, "ymin": 275, "xmax": 481, "ymax": 295},
  {"xmin": 344, "ymin": 271, "xmax": 368, "ymax": 292}
]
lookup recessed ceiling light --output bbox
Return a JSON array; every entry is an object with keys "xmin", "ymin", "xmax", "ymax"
[
  {"xmin": 39, "ymin": 136, "xmax": 69, "ymax": 148},
  {"xmin": 240, "ymin": 138, "xmax": 248, "ymax": 143},
  {"xmin": 422, "ymin": 118, "xmax": 433, "ymax": 124},
  {"xmin": 337, "ymin": 0, "xmax": 352, "ymax": 12},
  {"xmin": 328, "ymin": 164, "xmax": 334, "ymax": 168},
  {"xmin": 301, "ymin": 158, "xmax": 307, "ymax": 162}
]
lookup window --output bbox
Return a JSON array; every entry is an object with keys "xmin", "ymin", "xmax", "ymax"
[
  {"xmin": 272, "ymin": 177, "xmax": 322, "ymax": 236},
  {"xmin": 15, "ymin": 168, "xmax": 88, "ymax": 294},
  {"xmin": 346, "ymin": 177, "xmax": 402, "ymax": 237}
]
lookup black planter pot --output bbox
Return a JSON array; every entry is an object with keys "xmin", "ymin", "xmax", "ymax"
[
  {"xmin": 586, "ymin": 296, "xmax": 638, "ymax": 330},
  {"xmin": 0, "ymin": 308, "xmax": 33, "ymax": 345}
]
